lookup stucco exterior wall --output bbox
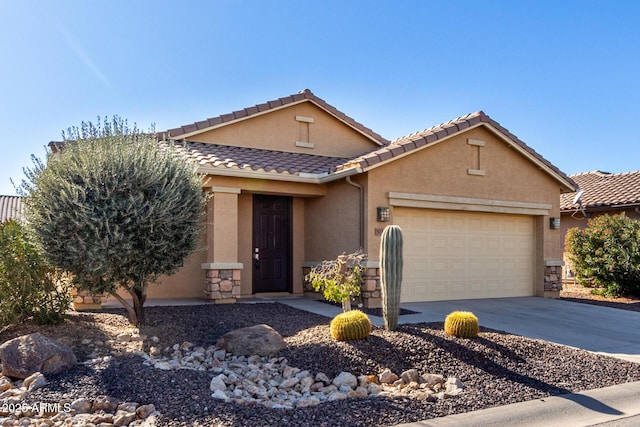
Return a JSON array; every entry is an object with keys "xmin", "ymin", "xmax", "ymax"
[
  {"xmin": 304, "ymin": 178, "xmax": 362, "ymax": 262},
  {"xmin": 363, "ymin": 126, "xmax": 563, "ymax": 260},
  {"xmin": 146, "ymin": 249, "xmax": 207, "ymax": 298},
  {"xmin": 188, "ymin": 102, "xmax": 378, "ymax": 158}
]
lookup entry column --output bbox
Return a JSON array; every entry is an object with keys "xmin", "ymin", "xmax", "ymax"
[{"xmin": 202, "ymin": 186, "xmax": 243, "ymax": 303}]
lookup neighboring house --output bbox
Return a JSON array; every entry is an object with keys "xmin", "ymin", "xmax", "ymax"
[
  {"xmin": 70, "ymin": 89, "xmax": 579, "ymax": 307},
  {"xmin": 0, "ymin": 195, "xmax": 24, "ymax": 223},
  {"xmin": 560, "ymin": 170, "xmax": 640, "ymax": 279}
]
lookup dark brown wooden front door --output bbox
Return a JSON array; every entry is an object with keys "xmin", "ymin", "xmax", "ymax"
[{"xmin": 252, "ymin": 195, "xmax": 292, "ymax": 293}]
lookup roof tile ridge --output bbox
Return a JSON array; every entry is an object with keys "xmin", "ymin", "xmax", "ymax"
[
  {"xmin": 167, "ymin": 89, "xmax": 389, "ymax": 144},
  {"xmin": 391, "ymin": 111, "xmax": 483, "ymax": 143}
]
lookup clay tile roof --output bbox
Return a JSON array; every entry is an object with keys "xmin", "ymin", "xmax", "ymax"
[
  {"xmin": 175, "ymin": 141, "xmax": 351, "ymax": 175},
  {"xmin": 0, "ymin": 195, "xmax": 24, "ymax": 222},
  {"xmin": 560, "ymin": 170, "xmax": 640, "ymax": 211},
  {"xmin": 337, "ymin": 111, "xmax": 577, "ymax": 190},
  {"xmin": 165, "ymin": 89, "xmax": 389, "ymax": 145}
]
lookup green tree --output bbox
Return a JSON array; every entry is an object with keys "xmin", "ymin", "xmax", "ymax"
[
  {"xmin": 565, "ymin": 213, "xmax": 640, "ymax": 297},
  {"xmin": 20, "ymin": 117, "xmax": 205, "ymax": 326},
  {"xmin": 306, "ymin": 251, "xmax": 366, "ymax": 311},
  {"xmin": 0, "ymin": 220, "xmax": 71, "ymax": 328}
]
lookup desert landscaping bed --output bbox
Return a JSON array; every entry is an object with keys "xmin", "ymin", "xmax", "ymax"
[{"xmin": 2, "ymin": 302, "xmax": 640, "ymax": 427}]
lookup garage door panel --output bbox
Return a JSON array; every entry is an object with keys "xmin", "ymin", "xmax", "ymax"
[{"xmin": 396, "ymin": 208, "xmax": 534, "ymax": 302}]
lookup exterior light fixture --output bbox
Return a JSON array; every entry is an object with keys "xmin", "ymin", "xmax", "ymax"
[
  {"xmin": 377, "ymin": 207, "xmax": 390, "ymax": 222},
  {"xmin": 549, "ymin": 217, "xmax": 560, "ymax": 229}
]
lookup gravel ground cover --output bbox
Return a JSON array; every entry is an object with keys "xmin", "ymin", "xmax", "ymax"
[{"xmin": 2, "ymin": 301, "xmax": 640, "ymax": 426}]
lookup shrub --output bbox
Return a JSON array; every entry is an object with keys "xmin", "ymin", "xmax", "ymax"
[
  {"xmin": 565, "ymin": 213, "xmax": 640, "ymax": 297},
  {"xmin": 0, "ymin": 220, "xmax": 71, "ymax": 327},
  {"xmin": 19, "ymin": 116, "xmax": 205, "ymax": 326},
  {"xmin": 444, "ymin": 311, "xmax": 479, "ymax": 338},
  {"xmin": 330, "ymin": 310, "xmax": 371, "ymax": 341},
  {"xmin": 306, "ymin": 251, "xmax": 366, "ymax": 311}
]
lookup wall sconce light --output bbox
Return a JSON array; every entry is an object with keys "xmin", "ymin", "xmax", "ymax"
[
  {"xmin": 377, "ymin": 207, "xmax": 390, "ymax": 222},
  {"xmin": 549, "ymin": 217, "xmax": 560, "ymax": 229}
]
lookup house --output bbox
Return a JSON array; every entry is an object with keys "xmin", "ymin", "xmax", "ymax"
[
  {"xmin": 97, "ymin": 89, "xmax": 578, "ymax": 307},
  {"xmin": 560, "ymin": 170, "xmax": 640, "ymax": 279},
  {"xmin": 0, "ymin": 195, "xmax": 24, "ymax": 223}
]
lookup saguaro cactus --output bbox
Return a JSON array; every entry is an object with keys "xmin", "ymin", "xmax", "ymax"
[{"xmin": 380, "ymin": 225, "xmax": 403, "ymax": 331}]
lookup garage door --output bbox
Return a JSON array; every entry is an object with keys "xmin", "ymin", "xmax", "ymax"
[{"xmin": 394, "ymin": 208, "xmax": 535, "ymax": 302}]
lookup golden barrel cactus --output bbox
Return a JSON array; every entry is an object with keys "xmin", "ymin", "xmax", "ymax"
[
  {"xmin": 330, "ymin": 310, "xmax": 372, "ymax": 341},
  {"xmin": 444, "ymin": 311, "xmax": 479, "ymax": 338}
]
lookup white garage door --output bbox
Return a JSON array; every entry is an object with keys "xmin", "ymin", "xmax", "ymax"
[{"xmin": 394, "ymin": 208, "xmax": 535, "ymax": 302}]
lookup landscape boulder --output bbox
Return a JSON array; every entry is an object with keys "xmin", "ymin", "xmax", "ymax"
[
  {"xmin": 216, "ymin": 324, "xmax": 285, "ymax": 356},
  {"xmin": 0, "ymin": 332, "xmax": 77, "ymax": 379}
]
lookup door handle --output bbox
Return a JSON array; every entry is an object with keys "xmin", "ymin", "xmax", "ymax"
[{"xmin": 254, "ymin": 248, "xmax": 260, "ymax": 269}]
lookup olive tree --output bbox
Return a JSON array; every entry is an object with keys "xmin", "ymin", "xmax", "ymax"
[{"xmin": 20, "ymin": 117, "xmax": 205, "ymax": 326}]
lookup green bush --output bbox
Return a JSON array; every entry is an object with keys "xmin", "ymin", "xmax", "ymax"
[
  {"xmin": 0, "ymin": 220, "xmax": 71, "ymax": 327},
  {"xmin": 565, "ymin": 213, "xmax": 640, "ymax": 297},
  {"xmin": 306, "ymin": 251, "xmax": 366, "ymax": 311},
  {"xmin": 19, "ymin": 116, "xmax": 205, "ymax": 326}
]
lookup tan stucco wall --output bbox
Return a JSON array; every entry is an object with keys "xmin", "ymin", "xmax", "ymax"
[
  {"xmin": 362, "ymin": 126, "xmax": 565, "ymax": 295},
  {"xmin": 188, "ymin": 102, "xmax": 379, "ymax": 158},
  {"xmin": 146, "ymin": 248, "xmax": 207, "ymax": 298},
  {"xmin": 304, "ymin": 178, "xmax": 362, "ymax": 262}
]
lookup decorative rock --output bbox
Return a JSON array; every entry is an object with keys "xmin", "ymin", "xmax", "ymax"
[
  {"xmin": 210, "ymin": 375, "xmax": 228, "ymax": 392},
  {"xmin": 315, "ymin": 372, "xmax": 331, "ymax": 384},
  {"xmin": 401, "ymin": 369, "xmax": 419, "ymax": 384},
  {"xmin": 117, "ymin": 402, "xmax": 139, "ymax": 413},
  {"xmin": 146, "ymin": 341, "xmax": 466, "ymax": 411},
  {"xmin": 70, "ymin": 398, "xmax": 93, "ymax": 414},
  {"xmin": 0, "ymin": 333, "xmax": 77, "ymax": 379},
  {"xmin": 445, "ymin": 377, "xmax": 466, "ymax": 396},
  {"xmin": 333, "ymin": 372, "xmax": 357, "ymax": 389},
  {"xmin": 113, "ymin": 410, "xmax": 137, "ymax": 426},
  {"xmin": 421, "ymin": 373, "xmax": 445, "ymax": 387},
  {"xmin": 212, "ymin": 389, "xmax": 230, "ymax": 401},
  {"xmin": 23, "ymin": 371, "xmax": 47, "ymax": 391},
  {"xmin": 378, "ymin": 368, "xmax": 399, "ymax": 384},
  {"xmin": 216, "ymin": 324, "xmax": 285, "ymax": 356},
  {"xmin": 328, "ymin": 391, "xmax": 347, "ymax": 401},
  {"xmin": 0, "ymin": 376, "xmax": 12, "ymax": 392},
  {"xmin": 280, "ymin": 377, "xmax": 299, "ymax": 389},
  {"xmin": 136, "ymin": 403, "xmax": 156, "ymax": 419},
  {"xmin": 92, "ymin": 395, "xmax": 119, "ymax": 412}
]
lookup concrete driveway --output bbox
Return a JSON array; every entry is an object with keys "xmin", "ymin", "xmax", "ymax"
[{"xmin": 399, "ymin": 297, "xmax": 640, "ymax": 363}]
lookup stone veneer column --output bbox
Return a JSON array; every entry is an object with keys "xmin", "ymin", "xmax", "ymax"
[
  {"xmin": 71, "ymin": 289, "xmax": 107, "ymax": 311},
  {"xmin": 202, "ymin": 186, "xmax": 243, "ymax": 303},
  {"xmin": 544, "ymin": 260, "xmax": 564, "ymax": 296},
  {"xmin": 203, "ymin": 263, "xmax": 243, "ymax": 303}
]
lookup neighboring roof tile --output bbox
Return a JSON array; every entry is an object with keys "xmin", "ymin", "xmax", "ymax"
[
  {"xmin": 175, "ymin": 141, "xmax": 351, "ymax": 175},
  {"xmin": 0, "ymin": 195, "xmax": 24, "ymax": 222},
  {"xmin": 560, "ymin": 170, "xmax": 640, "ymax": 210},
  {"xmin": 165, "ymin": 89, "xmax": 389, "ymax": 145},
  {"xmin": 337, "ymin": 111, "xmax": 577, "ymax": 190}
]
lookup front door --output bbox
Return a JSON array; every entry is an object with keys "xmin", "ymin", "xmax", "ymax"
[{"xmin": 252, "ymin": 195, "xmax": 292, "ymax": 293}]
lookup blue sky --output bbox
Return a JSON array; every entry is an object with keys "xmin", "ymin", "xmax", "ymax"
[{"xmin": 1, "ymin": 0, "xmax": 638, "ymax": 195}]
